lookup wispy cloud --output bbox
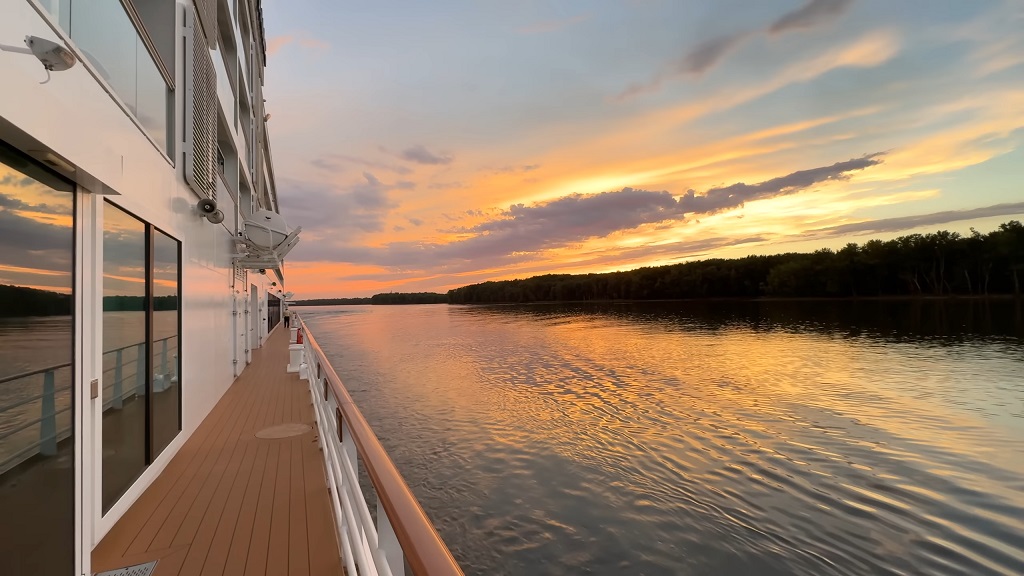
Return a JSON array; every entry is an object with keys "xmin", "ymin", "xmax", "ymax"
[
  {"xmin": 617, "ymin": 0, "xmax": 857, "ymax": 100},
  {"xmin": 770, "ymin": 0, "xmax": 854, "ymax": 35},
  {"xmin": 311, "ymin": 154, "xmax": 413, "ymax": 175},
  {"xmin": 428, "ymin": 181, "xmax": 465, "ymax": 190},
  {"xmin": 679, "ymin": 31, "xmax": 754, "ymax": 75},
  {"xmin": 609, "ymin": 30, "xmax": 900, "ymax": 142},
  {"xmin": 618, "ymin": 31, "xmax": 753, "ymax": 100},
  {"xmin": 296, "ymin": 36, "xmax": 330, "ymax": 50},
  {"xmin": 492, "ymin": 164, "xmax": 542, "ymax": 174},
  {"xmin": 279, "ymin": 172, "xmax": 401, "ymax": 236},
  {"xmin": 399, "ymin": 145, "xmax": 454, "ymax": 165},
  {"xmin": 266, "ymin": 32, "xmax": 329, "ymax": 56},
  {"xmin": 0, "ymin": 191, "xmax": 74, "ymax": 215},
  {"xmin": 294, "ymin": 154, "xmax": 883, "ymax": 268},
  {"xmin": 466, "ymin": 153, "xmax": 883, "ymax": 243},
  {"xmin": 517, "ymin": 14, "xmax": 590, "ymax": 35},
  {"xmin": 681, "ymin": 153, "xmax": 884, "ymax": 214},
  {"xmin": 808, "ymin": 202, "xmax": 1024, "ymax": 236},
  {"xmin": 266, "ymin": 35, "xmax": 292, "ymax": 56}
]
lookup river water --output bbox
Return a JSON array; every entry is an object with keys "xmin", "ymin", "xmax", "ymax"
[{"xmin": 300, "ymin": 300, "xmax": 1024, "ymax": 576}]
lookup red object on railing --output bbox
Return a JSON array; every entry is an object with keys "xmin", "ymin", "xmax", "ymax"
[{"xmin": 296, "ymin": 328, "xmax": 303, "ymax": 344}]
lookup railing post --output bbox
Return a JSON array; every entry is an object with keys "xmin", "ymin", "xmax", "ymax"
[
  {"xmin": 340, "ymin": 419, "xmax": 358, "ymax": 481},
  {"xmin": 378, "ymin": 501, "xmax": 406, "ymax": 576},
  {"xmin": 113, "ymin": 349, "xmax": 124, "ymax": 409},
  {"xmin": 136, "ymin": 342, "xmax": 146, "ymax": 397},
  {"xmin": 40, "ymin": 370, "xmax": 57, "ymax": 456},
  {"xmin": 287, "ymin": 342, "xmax": 304, "ymax": 374},
  {"xmin": 154, "ymin": 338, "xmax": 169, "ymax": 392},
  {"xmin": 159, "ymin": 338, "xmax": 168, "ymax": 390}
]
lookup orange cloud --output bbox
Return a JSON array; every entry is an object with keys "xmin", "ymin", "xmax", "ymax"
[
  {"xmin": 266, "ymin": 35, "xmax": 292, "ymax": 56},
  {"xmin": 266, "ymin": 33, "xmax": 329, "ymax": 57}
]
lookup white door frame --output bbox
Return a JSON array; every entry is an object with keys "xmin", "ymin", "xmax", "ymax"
[{"xmin": 76, "ymin": 190, "xmax": 103, "ymax": 576}]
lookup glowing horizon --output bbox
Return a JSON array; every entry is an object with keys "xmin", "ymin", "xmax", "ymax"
[{"xmin": 262, "ymin": 0, "xmax": 1024, "ymax": 298}]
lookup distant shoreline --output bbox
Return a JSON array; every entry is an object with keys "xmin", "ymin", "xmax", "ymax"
[{"xmin": 292, "ymin": 294, "xmax": 1021, "ymax": 307}]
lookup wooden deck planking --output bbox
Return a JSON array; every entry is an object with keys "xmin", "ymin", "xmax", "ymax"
[
  {"xmin": 93, "ymin": 327, "xmax": 343, "ymax": 576},
  {"xmin": 124, "ymin": 372, "xmax": 266, "ymax": 557},
  {"xmin": 288, "ymin": 445, "xmax": 310, "ymax": 576}
]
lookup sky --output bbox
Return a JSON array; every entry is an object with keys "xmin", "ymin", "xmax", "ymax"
[{"xmin": 260, "ymin": 0, "xmax": 1024, "ymax": 298}]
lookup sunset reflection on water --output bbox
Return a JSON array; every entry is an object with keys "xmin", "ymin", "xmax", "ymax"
[{"xmin": 305, "ymin": 300, "xmax": 1024, "ymax": 576}]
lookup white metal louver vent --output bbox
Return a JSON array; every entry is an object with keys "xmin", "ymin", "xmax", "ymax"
[
  {"xmin": 184, "ymin": 8, "xmax": 218, "ymax": 200},
  {"xmin": 193, "ymin": 0, "xmax": 217, "ymax": 49}
]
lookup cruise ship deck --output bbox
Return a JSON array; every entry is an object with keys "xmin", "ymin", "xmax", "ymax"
[{"xmin": 91, "ymin": 327, "xmax": 343, "ymax": 576}]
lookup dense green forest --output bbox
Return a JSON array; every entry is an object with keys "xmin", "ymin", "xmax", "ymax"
[
  {"xmin": 292, "ymin": 292, "xmax": 447, "ymax": 306},
  {"xmin": 291, "ymin": 297, "xmax": 372, "ymax": 306},
  {"xmin": 0, "ymin": 284, "xmax": 72, "ymax": 317},
  {"xmin": 102, "ymin": 295, "xmax": 178, "ymax": 311},
  {"xmin": 447, "ymin": 221, "xmax": 1024, "ymax": 304},
  {"xmin": 370, "ymin": 292, "xmax": 448, "ymax": 304}
]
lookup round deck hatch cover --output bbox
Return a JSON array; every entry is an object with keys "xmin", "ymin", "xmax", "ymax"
[{"xmin": 255, "ymin": 423, "xmax": 312, "ymax": 439}]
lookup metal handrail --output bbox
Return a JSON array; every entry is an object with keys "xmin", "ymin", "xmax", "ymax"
[
  {"xmin": 0, "ymin": 334, "xmax": 179, "ymax": 474},
  {"xmin": 0, "ymin": 363, "xmax": 72, "ymax": 386},
  {"xmin": 298, "ymin": 317, "xmax": 463, "ymax": 576},
  {"xmin": 0, "ymin": 335, "xmax": 176, "ymax": 386}
]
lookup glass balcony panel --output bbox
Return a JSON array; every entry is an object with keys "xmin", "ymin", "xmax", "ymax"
[
  {"xmin": 37, "ymin": 0, "xmax": 72, "ymax": 30},
  {"xmin": 135, "ymin": 37, "xmax": 170, "ymax": 154},
  {"xmin": 213, "ymin": 48, "xmax": 236, "ymax": 122},
  {"xmin": 71, "ymin": 0, "xmax": 139, "ymax": 115}
]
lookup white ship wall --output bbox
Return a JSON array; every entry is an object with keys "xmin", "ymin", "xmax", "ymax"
[{"xmin": 0, "ymin": 0, "xmax": 281, "ymax": 571}]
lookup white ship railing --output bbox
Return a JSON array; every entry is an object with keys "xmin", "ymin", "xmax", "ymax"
[
  {"xmin": 0, "ymin": 335, "xmax": 177, "ymax": 475},
  {"xmin": 296, "ymin": 316, "xmax": 463, "ymax": 576}
]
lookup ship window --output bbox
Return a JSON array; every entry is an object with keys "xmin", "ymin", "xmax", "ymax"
[
  {"xmin": 101, "ymin": 201, "xmax": 182, "ymax": 514},
  {"xmin": 0, "ymin": 139, "xmax": 76, "ymax": 574}
]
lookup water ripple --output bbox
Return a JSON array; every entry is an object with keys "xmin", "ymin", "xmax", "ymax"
[{"xmin": 304, "ymin": 301, "xmax": 1024, "ymax": 575}]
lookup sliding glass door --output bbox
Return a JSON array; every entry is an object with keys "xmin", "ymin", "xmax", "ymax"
[
  {"xmin": 101, "ymin": 201, "xmax": 181, "ymax": 514},
  {"xmin": 0, "ymin": 140, "xmax": 76, "ymax": 575},
  {"xmin": 150, "ymin": 230, "xmax": 180, "ymax": 458},
  {"xmin": 101, "ymin": 203, "xmax": 147, "ymax": 512}
]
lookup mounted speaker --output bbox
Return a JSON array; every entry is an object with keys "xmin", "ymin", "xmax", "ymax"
[{"xmin": 197, "ymin": 198, "xmax": 224, "ymax": 224}]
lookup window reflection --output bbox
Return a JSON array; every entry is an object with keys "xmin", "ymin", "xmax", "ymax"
[
  {"xmin": 102, "ymin": 201, "xmax": 148, "ymax": 513},
  {"xmin": 0, "ymin": 140, "xmax": 75, "ymax": 575},
  {"xmin": 101, "ymin": 204, "xmax": 183, "ymax": 513},
  {"xmin": 151, "ymin": 230, "xmax": 180, "ymax": 458}
]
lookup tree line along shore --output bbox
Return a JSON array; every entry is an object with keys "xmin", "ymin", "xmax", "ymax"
[
  {"xmin": 12, "ymin": 221, "xmax": 1021, "ymax": 318},
  {"xmin": 294, "ymin": 221, "xmax": 1024, "ymax": 306}
]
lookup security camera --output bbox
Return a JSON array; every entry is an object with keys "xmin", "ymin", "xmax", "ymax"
[
  {"xmin": 196, "ymin": 197, "xmax": 225, "ymax": 224},
  {"xmin": 1, "ymin": 36, "xmax": 76, "ymax": 71}
]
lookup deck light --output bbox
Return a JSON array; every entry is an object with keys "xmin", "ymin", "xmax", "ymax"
[{"xmin": 1, "ymin": 35, "xmax": 76, "ymax": 84}]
